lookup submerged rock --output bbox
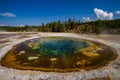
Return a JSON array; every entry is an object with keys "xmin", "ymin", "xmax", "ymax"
[
  {"xmin": 28, "ymin": 56, "xmax": 39, "ymax": 60},
  {"xmin": 96, "ymin": 47, "xmax": 104, "ymax": 51},
  {"xmin": 50, "ymin": 58, "xmax": 57, "ymax": 61},
  {"xmin": 50, "ymin": 58, "xmax": 57, "ymax": 67},
  {"xmin": 82, "ymin": 52, "xmax": 100, "ymax": 57},
  {"xmin": 28, "ymin": 42, "xmax": 34, "ymax": 48},
  {"xmin": 76, "ymin": 59, "xmax": 86, "ymax": 66},
  {"xmin": 32, "ymin": 45, "xmax": 39, "ymax": 49},
  {"xmin": 28, "ymin": 42, "xmax": 40, "ymax": 49},
  {"xmin": 17, "ymin": 51, "xmax": 25, "ymax": 55}
]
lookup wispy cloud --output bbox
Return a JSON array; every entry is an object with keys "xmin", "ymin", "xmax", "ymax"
[
  {"xmin": 116, "ymin": 11, "xmax": 120, "ymax": 14},
  {"xmin": 19, "ymin": 24, "xmax": 25, "ymax": 27},
  {"xmin": 94, "ymin": 8, "xmax": 113, "ymax": 20},
  {"xmin": 82, "ymin": 17, "xmax": 93, "ymax": 22},
  {"xmin": 0, "ymin": 12, "xmax": 16, "ymax": 17},
  {"xmin": 0, "ymin": 24, "xmax": 6, "ymax": 26}
]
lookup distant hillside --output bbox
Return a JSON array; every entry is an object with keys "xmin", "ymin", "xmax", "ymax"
[{"xmin": 0, "ymin": 19, "xmax": 120, "ymax": 34}]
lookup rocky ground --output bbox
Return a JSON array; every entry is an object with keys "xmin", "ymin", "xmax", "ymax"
[{"xmin": 0, "ymin": 32, "xmax": 120, "ymax": 80}]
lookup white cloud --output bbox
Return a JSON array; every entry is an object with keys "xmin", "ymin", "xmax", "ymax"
[
  {"xmin": 116, "ymin": 11, "xmax": 120, "ymax": 14},
  {"xmin": 94, "ymin": 8, "xmax": 113, "ymax": 20},
  {"xmin": 19, "ymin": 24, "xmax": 25, "ymax": 27},
  {"xmin": 0, "ymin": 24, "xmax": 6, "ymax": 26},
  {"xmin": 0, "ymin": 12, "xmax": 16, "ymax": 17},
  {"xmin": 82, "ymin": 17, "xmax": 93, "ymax": 22}
]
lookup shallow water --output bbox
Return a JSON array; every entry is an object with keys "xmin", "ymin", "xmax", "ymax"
[{"xmin": 2, "ymin": 37, "xmax": 117, "ymax": 72}]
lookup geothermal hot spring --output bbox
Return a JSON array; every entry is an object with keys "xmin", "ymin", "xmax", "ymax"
[{"xmin": 1, "ymin": 37, "xmax": 117, "ymax": 72}]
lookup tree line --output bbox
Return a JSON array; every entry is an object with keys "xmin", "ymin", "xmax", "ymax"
[{"xmin": 0, "ymin": 19, "xmax": 120, "ymax": 34}]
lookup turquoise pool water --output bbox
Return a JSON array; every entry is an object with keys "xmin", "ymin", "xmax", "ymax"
[{"xmin": 2, "ymin": 37, "xmax": 117, "ymax": 72}]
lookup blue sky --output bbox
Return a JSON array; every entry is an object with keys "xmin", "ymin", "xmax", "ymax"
[{"xmin": 0, "ymin": 0, "xmax": 120, "ymax": 26}]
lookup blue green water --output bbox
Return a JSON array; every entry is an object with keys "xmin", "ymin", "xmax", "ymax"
[
  {"xmin": 2, "ymin": 37, "xmax": 117, "ymax": 72},
  {"xmin": 37, "ymin": 38, "xmax": 89, "ymax": 56}
]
